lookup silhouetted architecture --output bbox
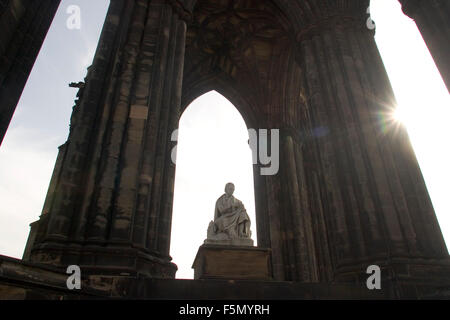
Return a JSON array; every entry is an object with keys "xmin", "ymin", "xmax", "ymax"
[
  {"xmin": 0, "ymin": 0, "xmax": 61, "ymax": 145},
  {"xmin": 399, "ymin": 0, "xmax": 450, "ymax": 92},
  {"xmin": 0, "ymin": 0, "xmax": 449, "ymax": 299}
]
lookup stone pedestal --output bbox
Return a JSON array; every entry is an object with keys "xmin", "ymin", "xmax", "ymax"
[{"xmin": 192, "ymin": 245, "xmax": 272, "ymax": 280}]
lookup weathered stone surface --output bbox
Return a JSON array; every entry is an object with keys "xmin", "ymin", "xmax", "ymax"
[
  {"xmin": 0, "ymin": 254, "xmax": 389, "ymax": 299},
  {"xmin": 2, "ymin": 253, "xmax": 450, "ymax": 299},
  {"xmin": 24, "ymin": 0, "xmax": 187, "ymax": 279},
  {"xmin": 192, "ymin": 245, "xmax": 272, "ymax": 280},
  {"xmin": 204, "ymin": 238, "xmax": 254, "ymax": 247}
]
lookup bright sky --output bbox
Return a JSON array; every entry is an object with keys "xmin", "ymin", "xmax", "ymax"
[{"xmin": 0, "ymin": 0, "xmax": 448, "ymax": 280}]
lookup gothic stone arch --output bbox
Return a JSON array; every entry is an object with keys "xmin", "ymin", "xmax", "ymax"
[{"xmin": 2, "ymin": 0, "xmax": 448, "ymax": 298}]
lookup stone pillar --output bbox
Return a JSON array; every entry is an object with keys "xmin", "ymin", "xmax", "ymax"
[
  {"xmin": 0, "ymin": 0, "xmax": 61, "ymax": 145},
  {"xmin": 295, "ymin": 7, "xmax": 449, "ymax": 283},
  {"xmin": 277, "ymin": 129, "xmax": 320, "ymax": 282},
  {"xmin": 399, "ymin": 0, "xmax": 450, "ymax": 92},
  {"xmin": 29, "ymin": 0, "xmax": 190, "ymax": 279},
  {"xmin": 251, "ymin": 47, "xmax": 334, "ymax": 283}
]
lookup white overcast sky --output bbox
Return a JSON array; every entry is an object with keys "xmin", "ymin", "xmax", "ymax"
[{"xmin": 0, "ymin": 0, "xmax": 448, "ymax": 280}]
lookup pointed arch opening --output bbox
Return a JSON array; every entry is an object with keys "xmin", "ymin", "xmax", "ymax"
[{"xmin": 170, "ymin": 90, "xmax": 257, "ymax": 279}]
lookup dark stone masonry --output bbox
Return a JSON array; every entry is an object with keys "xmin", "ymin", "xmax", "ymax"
[{"xmin": 0, "ymin": 0, "xmax": 449, "ymax": 299}]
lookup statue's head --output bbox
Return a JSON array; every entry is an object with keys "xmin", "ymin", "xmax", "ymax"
[{"xmin": 225, "ymin": 183, "xmax": 235, "ymax": 196}]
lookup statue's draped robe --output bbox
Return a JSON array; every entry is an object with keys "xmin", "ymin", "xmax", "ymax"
[{"xmin": 214, "ymin": 194, "xmax": 251, "ymax": 239}]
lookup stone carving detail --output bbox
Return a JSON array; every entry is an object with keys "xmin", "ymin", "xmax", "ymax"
[
  {"xmin": 184, "ymin": 0, "xmax": 289, "ymax": 86},
  {"xmin": 205, "ymin": 183, "xmax": 253, "ymax": 246}
]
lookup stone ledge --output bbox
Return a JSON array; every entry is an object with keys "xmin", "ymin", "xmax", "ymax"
[
  {"xmin": 0, "ymin": 254, "xmax": 387, "ymax": 299},
  {"xmin": 2, "ymin": 254, "xmax": 450, "ymax": 299},
  {"xmin": 203, "ymin": 238, "xmax": 254, "ymax": 246},
  {"xmin": 29, "ymin": 243, "xmax": 177, "ymax": 279}
]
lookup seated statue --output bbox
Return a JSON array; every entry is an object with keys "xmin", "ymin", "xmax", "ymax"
[{"xmin": 205, "ymin": 183, "xmax": 253, "ymax": 246}]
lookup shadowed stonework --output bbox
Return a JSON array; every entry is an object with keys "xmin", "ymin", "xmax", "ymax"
[
  {"xmin": 0, "ymin": 0, "xmax": 450, "ymax": 299},
  {"xmin": 0, "ymin": 0, "xmax": 61, "ymax": 145}
]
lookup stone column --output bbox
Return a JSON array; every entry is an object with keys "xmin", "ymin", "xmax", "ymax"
[
  {"xmin": 29, "ymin": 0, "xmax": 190, "ymax": 279},
  {"xmin": 399, "ymin": 0, "xmax": 450, "ymax": 92},
  {"xmin": 0, "ymin": 0, "xmax": 61, "ymax": 145},
  {"xmin": 252, "ymin": 47, "xmax": 333, "ymax": 283},
  {"xmin": 277, "ymin": 129, "xmax": 319, "ymax": 282},
  {"xmin": 296, "ymin": 8, "xmax": 448, "ymax": 282}
]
